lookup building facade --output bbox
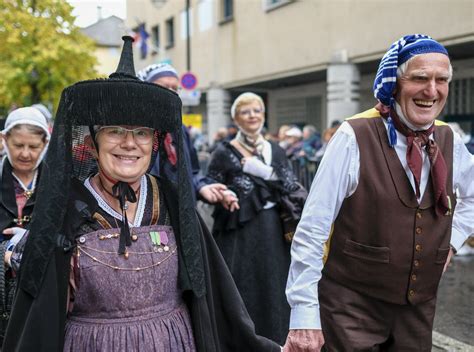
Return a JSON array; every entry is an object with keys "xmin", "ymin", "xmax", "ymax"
[
  {"xmin": 82, "ymin": 16, "xmax": 126, "ymax": 76},
  {"xmin": 126, "ymin": 0, "xmax": 474, "ymax": 139}
]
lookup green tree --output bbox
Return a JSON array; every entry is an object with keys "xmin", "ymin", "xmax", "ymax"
[{"xmin": 0, "ymin": 0, "xmax": 98, "ymax": 114}]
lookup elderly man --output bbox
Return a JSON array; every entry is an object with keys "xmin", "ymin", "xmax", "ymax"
[
  {"xmin": 284, "ymin": 34, "xmax": 473, "ymax": 351},
  {"xmin": 137, "ymin": 63, "xmax": 227, "ymax": 204}
]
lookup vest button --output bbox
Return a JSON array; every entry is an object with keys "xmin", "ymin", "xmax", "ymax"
[
  {"xmin": 411, "ymin": 274, "xmax": 417, "ymax": 281},
  {"xmin": 409, "ymin": 289, "xmax": 415, "ymax": 296},
  {"xmin": 415, "ymin": 244, "xmax": 422, "ymax": 252},
  {"xmin": 414, "ymin": 260, "xmax": 420, "ymax": 267},
  {"xmin": 416, "ymin": 211, "xmax": 422, "ymax": 219},
  {"xmin": 416, "ymin": 227, "xmax": 423, "ymax": 235}
]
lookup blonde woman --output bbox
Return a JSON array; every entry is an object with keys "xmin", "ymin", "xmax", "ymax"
[{"xmin": 207, "ymin": 92, "xmax": 305, "ymax": 345}]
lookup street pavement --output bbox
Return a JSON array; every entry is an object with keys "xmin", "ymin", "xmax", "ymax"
[{"xmin": 432, "ymin": 254, "xmax": 474, "ymax": 351}]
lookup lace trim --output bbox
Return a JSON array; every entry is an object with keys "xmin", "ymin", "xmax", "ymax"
[
  {"xmin": 84, "ymin": 175, "xmax": 147, "ymax": 227},
  {"xmin": 12, "ymin": 170, "xmax": 39, "ymax": 193}
]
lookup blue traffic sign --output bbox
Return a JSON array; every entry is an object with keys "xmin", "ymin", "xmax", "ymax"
[{"xmin": 181, "ymin": 72, "xmax": 198, "ymax": 90}]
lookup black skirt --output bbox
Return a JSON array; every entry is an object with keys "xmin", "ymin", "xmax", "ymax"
[{"xmin": 214, "ymin": 206, "xmax": 291, "ymax": 345}]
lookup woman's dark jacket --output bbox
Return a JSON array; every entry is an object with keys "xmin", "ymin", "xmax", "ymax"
[
  {"xmin": 2, "ymin": 177, "xmax": 280, "ymax": 352},
  {"xmin": 0, "ymin": 160, "xmax": 39, "ymax": 235},
  {"xmin": 208, "ymin": 140, "xmax": 304, "ymax": 233}
]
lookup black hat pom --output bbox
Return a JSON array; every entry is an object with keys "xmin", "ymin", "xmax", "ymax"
[{"xmin": 110, "ymin": 36, "xmax": 137, "ymax": 80}]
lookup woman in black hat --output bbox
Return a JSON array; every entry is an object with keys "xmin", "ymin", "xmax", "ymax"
[{"xmin": 3, "ymin": 37, "xmax": 280, "ymax": 352}]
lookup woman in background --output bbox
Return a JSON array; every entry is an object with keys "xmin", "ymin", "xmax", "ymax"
[
  {"xmin": 207, "ymin": 92, "xmax": 305, "ymax": 345},
  {"xmin": 0, "ymin": 107, "xmax": 49, "ymax": 342}
]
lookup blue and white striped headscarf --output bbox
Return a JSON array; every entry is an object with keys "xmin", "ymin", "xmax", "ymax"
[
  {"xmin": 372, "ymin": 34, "xmax": 449, "ymax": 147},
  {"xmin": 373, "ymin": 34, "xmax": 449, "ymax": 107},
  {"xmin": 137, "ymin": 63, "xmax": 179, "ymax": 83}
]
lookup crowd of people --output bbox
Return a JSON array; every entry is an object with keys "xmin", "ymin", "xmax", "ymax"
[{"xmin": 0, "ymin": 33, "xmax": 472, "ymax": 352}]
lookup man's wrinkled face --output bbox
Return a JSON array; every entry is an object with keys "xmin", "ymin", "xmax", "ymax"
[
  {"xmin": 395, "ymin": 53, "xmax": 451, "ymax": 128},
  {"xmin": 153, "ymin": 76, "xmax": 180, "ymax": 93}
]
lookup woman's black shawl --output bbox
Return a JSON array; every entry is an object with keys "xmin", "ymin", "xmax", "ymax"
[{"xmin": 2, "ymin": 177, "xmax": 280, "ymax": 352}]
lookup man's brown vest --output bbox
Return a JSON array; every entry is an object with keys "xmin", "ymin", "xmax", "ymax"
[{"xmin": 322, "ymin": 110, "xmax": 455, "ymax": 305}]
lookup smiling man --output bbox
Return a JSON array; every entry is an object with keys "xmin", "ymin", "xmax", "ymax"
[{"xmin": 284, "ymin": 35, "xmax": 474, "ymax": 351}]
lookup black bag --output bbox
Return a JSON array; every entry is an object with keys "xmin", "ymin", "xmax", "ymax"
[
  {"xmin": 0, "ymin": 241, "xmax": 16, "ymax": 344},
  {"xmin": 280, "ymin": 182, "xmax": 308, "ymax": 242}
]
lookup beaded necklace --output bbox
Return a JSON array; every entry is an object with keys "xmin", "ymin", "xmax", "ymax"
[{"xmin": 77, "ymin": 176, "xmax": 175, "ymax": 270}]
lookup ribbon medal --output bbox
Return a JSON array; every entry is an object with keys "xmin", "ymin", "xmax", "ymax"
[{"xmin": 149, "ymin": 231, "xmax": 170, "ymax": 252}]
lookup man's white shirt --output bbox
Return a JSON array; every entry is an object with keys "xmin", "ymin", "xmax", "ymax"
[{"xmin": 286, "ymin": 117, "xmax": 474, "ymax": 330}]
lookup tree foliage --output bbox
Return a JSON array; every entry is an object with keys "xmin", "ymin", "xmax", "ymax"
[{"xmin": 0, "ymin": 0, "xmax": 98, "ymax": 114}]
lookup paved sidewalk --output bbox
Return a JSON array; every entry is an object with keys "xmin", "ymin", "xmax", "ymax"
[{"xmin": 432, "ymin": 255, "xmax": 474, "ymax": 350}]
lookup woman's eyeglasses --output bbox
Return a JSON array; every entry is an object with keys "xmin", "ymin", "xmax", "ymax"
[
  {"xmin": 238, "ymin": 108, "xmax": 264, "ymax": 117},
  {"xmin": 97, "ymin": 126, "xmax": 154, "ymax": 145}
]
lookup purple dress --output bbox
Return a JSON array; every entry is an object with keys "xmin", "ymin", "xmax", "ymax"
[{"xmin": 64, "ymin": 176, "xmax": 196, "ymax": 351}]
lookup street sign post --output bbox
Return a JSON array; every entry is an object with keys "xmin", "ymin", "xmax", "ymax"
[{"xmin": 179, "ymin": 89, "xmax": 201, "ymax": 106}]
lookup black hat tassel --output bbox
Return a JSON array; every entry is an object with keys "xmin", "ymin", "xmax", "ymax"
[{"xmin": 110, "ymin": 36, "xmax": 137, "ymax": 80}]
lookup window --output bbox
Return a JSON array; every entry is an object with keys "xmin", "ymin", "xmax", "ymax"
[
  {"xmin": 445, "ymin": 78, "xmax": 474, "ymax": 115},
  {"xmin": 221, "ymin": 0, "xmax": 233, "ymax": 22},
  {"xmin": 198, "ymin": 0, "xmax": 213, "ymax": 32},
  {"xmin": 165, "ymin": 17, "xmax": 174, "ymax": 49},
  {"xmin": 275, "ymin": 96, "xmax": 323, "ymax": 132},
  {"xmin": 151, "ymin": 25, "xmax": 160, "ymax": 55},
  {"xmin": 263, "ymin": 0, "xmax": 293, "ymax": 12},
  {"xmin": 180, "ymin": 8, "xmax": 193, "ymax": 40}
]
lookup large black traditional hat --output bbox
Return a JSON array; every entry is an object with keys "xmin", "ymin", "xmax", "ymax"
[{"xmin": 18, "ymin": 36, "xmax": 205, "ymax": 298}]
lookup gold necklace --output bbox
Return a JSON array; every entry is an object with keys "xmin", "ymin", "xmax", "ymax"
[
  {"xmin": 79, "ymin": 243, "xmax": 174, "ymax": 255},
  {"xmin": 77, "ymin": 245, "xmax": 177, "ymax": 271}
]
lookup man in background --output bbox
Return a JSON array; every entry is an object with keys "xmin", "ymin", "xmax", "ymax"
[{"xmin": 138, "ymin": 63, "xmax": 227, "ymax": 204}]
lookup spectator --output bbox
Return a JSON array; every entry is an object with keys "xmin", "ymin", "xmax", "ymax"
[
  {"xmin": 300, "ymin": 124, "xmax": 322, "ymax": 160},
  {"xmin": 208, "ymin": 127, "xmax": 228, "ymax": 153},
  {"xmin": 278, "ymin": 124, "xmax": 291, "ymax": 149},
  {"xmin": 314, "ymin": 121, "xmax": 341, "ymax": 160},
  {"xmin": 137, "ymin": 63, "xmax": 227, "ymax": 204},
  {"xmin": 284, "ymin": 126, "xmax": 303, "ymax": 160},
  {"xmin": 225, "ymin": 123, "xmax": 238, "ymax": 141}
]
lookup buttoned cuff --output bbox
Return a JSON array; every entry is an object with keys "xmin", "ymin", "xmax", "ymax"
[
  {"xmin": 289, "ymin": 306, "xmax": 321, "ymax": 330},
  {"xmin": 450, "ymin": 228, "xmax": 467, "ymax": 252}
]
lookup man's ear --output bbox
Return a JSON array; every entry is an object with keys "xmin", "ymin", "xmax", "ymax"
[{"xmin": 84, "ymin": 135, "xmax": 98, "ymax": 158}]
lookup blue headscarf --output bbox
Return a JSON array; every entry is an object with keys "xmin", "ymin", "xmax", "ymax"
[{"xmin": 372, "ymin": 34, "xmax": 449, "ymax": 146}]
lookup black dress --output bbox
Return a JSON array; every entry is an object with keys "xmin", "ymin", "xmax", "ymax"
[
  {"xmin": 0, "ymin": 160, "xmax": 40, "ymax": 344},
  {"xmin": 207, "ymin": 140, "xmax": 299, "ymax": 345}
]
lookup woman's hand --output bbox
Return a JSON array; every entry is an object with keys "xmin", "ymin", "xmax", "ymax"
[
  {"xmin": 3, "ymin": 227, "xmax": 27, "ymax": 267},
  {"xmin": 3, "ymin": 227, "xmax": 27, "ymax": 250},
  {"xmin": 221, "ymin": 190, "xmax": 240, "ymax": 212},
  {"xmin": 4, "ymin": 251, "xmax": 12, "ymax": 266}
]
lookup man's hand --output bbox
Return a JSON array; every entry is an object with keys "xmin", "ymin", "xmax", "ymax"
[
  {"xmin": 443, "ymin": 247, "xmax": 454, "ymax": 273},
  {"xmin": 220, "ymin": 191, "xmax": 240, "ymax": 212},
  {"xmin": 283, "ymin": 329, "xmax": 325, "ymax": 352},
  {"xmin": 198, "ymin": 183, "xmax": 227, "ymax": 203}
]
